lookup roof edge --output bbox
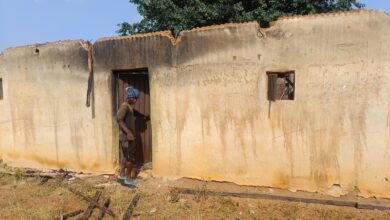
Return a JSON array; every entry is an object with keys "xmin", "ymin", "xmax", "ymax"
[
  {"xmin": 95, "ymin": 9, "xmax": 388, "ymax": 45},
  {"xmin": 183, "ymin": 21, "xmax": 260, "ymax": 33},
  {"xmin": 2, "ymin": 40, "xmax": 90, "ymax": 54},
  {"xmin": 95, "ymin": 22, "xmax": 263, "ymax": 45},
  {"xmin": 2, "ymin": 9, "xmax": 388, "ymax": 52},
  {"xmin": 95, "ymin": 31, "xmax": 174, "ymax": 43},
  {"xmin": 270, "ymin": 9, "xmax": 388, "ymax": 26}
]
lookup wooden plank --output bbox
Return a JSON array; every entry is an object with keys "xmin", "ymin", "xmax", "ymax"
[
  {"xmin": 174, "ymin": 187, "xmax": 360, "ymax": 209},
  {"xmin": 122, "ymin": 193, "xmax": 140, "ymax": 220},
  {"xmin": 39, "ymin": 177, "xmax": 50, "ymax": 185},
  {"xmin": 144, "ymin": 74, "xmax": 151, "ymax": 163},
  {"xmin": 60, "ymin": 209, "xmax": 83, "ymax": 220},
  {"xmin": 267, "ymin": 73, "xmax": 277, "ymax": 101},
  {"xmin": 96, "ymin": 198, "xmax": 111, "ymax": 220},
  {"xmin": 174, "ymin": 186, "xmax": 390, "ymax": 210},
  {"xmin": 0, "ymin": 169, "xmax": 58, "ymax": 179},
  {"xmin": 67, "ymin": 187, "xmax": 116, "ymax": 217},
  {"xmin": 357, "ymin": 202, "xmax": 390, "ymax": 210},
  {"xmin": 80, "ymin": 191, "xmax": 102, "ymax": 220}
]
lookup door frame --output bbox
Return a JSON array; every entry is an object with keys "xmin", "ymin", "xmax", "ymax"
[
  {"xmin": 112, "ymin": 68, "xmax": 149, "ymax": 111},
  {"xmin": 111, "ymin": 68, "xmax": 152, "ymax": 165}
]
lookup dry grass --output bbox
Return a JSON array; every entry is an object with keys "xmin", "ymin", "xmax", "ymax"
[{"xmin": 0, "ymin": 173, "xmax": 390, "ymax": 220}]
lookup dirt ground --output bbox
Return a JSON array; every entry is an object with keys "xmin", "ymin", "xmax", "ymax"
[{"xmin": 1, "ymin": 170, "xmax": 390, "ymax": 220}]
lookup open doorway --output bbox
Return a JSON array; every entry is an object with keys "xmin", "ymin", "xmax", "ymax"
[{"xmin": 114, "ymin": 69, "xmax": 152, "ymax": 165}]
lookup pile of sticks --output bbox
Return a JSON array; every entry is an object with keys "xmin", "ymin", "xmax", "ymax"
[
  {"xmin": 59, "ymin": 187, "xmax": 112, "ymax": 220},
  {"xmin": 62, "ymin": 187, "xmax": 140, "ymax": 220},
  {"xmin": 0, "ymin": 167, "xmax": 141, "ymax": 219}
]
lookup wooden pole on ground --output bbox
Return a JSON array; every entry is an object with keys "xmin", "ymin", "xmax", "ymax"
[
  {"xmin": 96, "ymin": 198, "xmax": 111, "ymax": 220},
  {"xmin": 68, "ymin": 187, "xmax": 116, "ymax": 218},
  {"xmin": 80, "ymin": 191, "xmax": 102, "ymax": 220},
  {"xmin": 60, "ymin": 209, "xmax": 83, "ymax": 220},
  {"xmin": 122, "ymin": 194, "xmax": 140, "ymax": 220}
]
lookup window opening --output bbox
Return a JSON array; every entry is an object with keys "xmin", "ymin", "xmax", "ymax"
[{"xmin": 267, "ymin": 71, "xmax": 295, "ymax": 101}]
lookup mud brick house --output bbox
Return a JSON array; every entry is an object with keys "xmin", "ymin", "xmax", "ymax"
[{"xmin": 1, "ymin": 10, "xmax": 390, "ymax": 198}]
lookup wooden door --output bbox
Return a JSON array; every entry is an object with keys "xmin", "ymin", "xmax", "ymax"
[{"xmin": 117, "ymin": 71, "xmax": 152, "ymax": 164}]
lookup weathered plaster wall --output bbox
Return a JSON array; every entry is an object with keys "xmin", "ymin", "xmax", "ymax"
[
  {"xmin": 92, "ymin": 33, "xmax": 174, "ymax": 169},
  {"xmin": 148, "ymin": 11, "xmax": 390, "ymax": 198},
  {"xmin": 1, "ymin": 10, "xmax": 390, "ymax": 198},
  {"xmin": 0, "ymin": 41, "xmax": 116, "ymax": 173},
  {"xmin": 262, "ymin": 11, "xmax": 390, "ymax": 198}
]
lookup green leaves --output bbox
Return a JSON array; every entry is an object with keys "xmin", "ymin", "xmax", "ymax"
[{"xmin": 117, "ymin": 0, "xmax": 364, "ymax": 35}]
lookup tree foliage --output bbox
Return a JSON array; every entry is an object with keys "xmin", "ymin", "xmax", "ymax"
[{"xmin": 117, "ymin": 0, "xmax": 364, "ymax": 36}]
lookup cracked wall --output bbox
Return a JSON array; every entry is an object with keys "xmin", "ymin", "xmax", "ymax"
[
  {"xmin": 149, "ymin": 10, "xmax": 390, "ymax": 198},
  {"xmin": 1, "ymin": 10, "xmax": 390, "ymax": 198},
  {"xmin": 0, "ymin": 41, "xmax": 116, "ymax": 173}
]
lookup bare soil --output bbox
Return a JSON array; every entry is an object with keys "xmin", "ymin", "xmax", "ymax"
[{"xmin": 1, "ymin": 170, "xmax": 390, "ymax": 220}]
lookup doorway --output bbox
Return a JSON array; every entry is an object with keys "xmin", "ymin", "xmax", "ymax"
[{"xmin": 115, "ymin": 69, "xmax": 152, "ymax": 165}]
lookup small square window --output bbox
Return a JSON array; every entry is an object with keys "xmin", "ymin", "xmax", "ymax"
[
  {"xmin": 0, "ymin": 78, "xmax": 3, "ymax": 100},
  {"xmin": 267, "ymin": 71, "xmax": 295, "ymax": 101}
]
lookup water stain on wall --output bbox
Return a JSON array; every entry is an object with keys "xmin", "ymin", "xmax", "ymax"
[
  {"xmin": 269, "ymin": 59, "xmax": 385, "ymax": 193},
  {"xmin": 174, "ymin": 62, "xmax": 262, "ymax": 177}
]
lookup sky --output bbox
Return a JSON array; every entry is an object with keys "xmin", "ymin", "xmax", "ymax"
[{"xmin": 0, "ymin": 0, "xmax": 389, "ymax": 52}]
